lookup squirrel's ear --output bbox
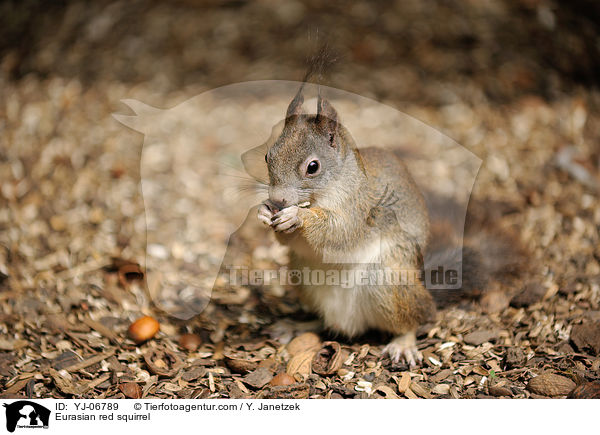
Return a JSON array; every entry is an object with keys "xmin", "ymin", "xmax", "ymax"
[
  {"xmin": 316, "ymin": 94, "xmax": 338, "ymax": 147},
  {"xmin": 285, "ymin": 86, "xmax": 305, "ymax": 120},
  {"xmin": 316, "ymin": 94, "xmax": 338, "ymax": 125}
]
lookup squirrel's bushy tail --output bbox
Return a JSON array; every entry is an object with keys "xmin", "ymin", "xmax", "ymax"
[{"xmin": 426, "ymin": 197, "xmax": 530, "ymax": 307}]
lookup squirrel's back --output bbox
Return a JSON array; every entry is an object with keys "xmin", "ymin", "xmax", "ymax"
[{"xmin": 358, "ymin": 146, "xmax": 430, "ymax": 256}]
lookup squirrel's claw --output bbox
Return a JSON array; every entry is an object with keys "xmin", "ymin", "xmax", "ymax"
[
  {"xmin": 258, "ymin": 203, "xmax": 274, "ymax": 226},
  {"xmin": 272, "ymin": 205, "xmax": 301, "ymax": 233},
  {"xmin": 383, "ymin": 332, "xmax": 422, "ymax": 368}
]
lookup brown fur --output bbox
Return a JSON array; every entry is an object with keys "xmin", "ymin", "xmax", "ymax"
[
  {"xmin": 262, "ymin": 85, "xmax": 527, "ymax": 363},
  {"xmin": 271, "ymin": 143, "xmax": 435, "ymax": 337}
]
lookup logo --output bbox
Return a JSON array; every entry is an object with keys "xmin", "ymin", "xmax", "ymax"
[
  {"xmin": 3, "ymin": 401, "xmax": 50, "ymax": 433},
  {"xmin": 113, "ymin": 81, "xmax": 481, "ymax": 319}
]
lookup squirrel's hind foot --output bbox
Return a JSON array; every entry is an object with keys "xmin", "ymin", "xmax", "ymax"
[{"xmin": 383, "ymin": 331, "xmax": 422, "ymax": 367}]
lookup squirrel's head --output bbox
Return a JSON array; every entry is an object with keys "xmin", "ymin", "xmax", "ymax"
[{"xmin": 265, "ymin": 90, "xmax": 355, "ymax": 210}]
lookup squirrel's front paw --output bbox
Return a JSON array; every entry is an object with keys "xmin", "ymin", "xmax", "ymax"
[
  {"xmin": 258, "ymin": 203, "xmax": 274, "ymax": 226},
  {"xmin": 272, "ymin": 205, "xmax": 301, "ymax": 233}
]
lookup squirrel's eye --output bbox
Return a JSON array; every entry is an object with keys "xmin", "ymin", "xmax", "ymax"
[
  {"xmin": 306, "ymin": 160, "xmax": 320, "ymax": 175},
  {"xmin": 264, "ymin": 154, "xmax": 268, "ymax": 163}
]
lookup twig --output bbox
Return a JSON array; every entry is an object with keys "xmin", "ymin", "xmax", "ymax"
[
  {"xmin": 79, "ymin": 373, "xmax": 111, "ymax": 394},
  {"xmin": 60, "ymin": 350, "xmax": 116, "ymax": 373}
]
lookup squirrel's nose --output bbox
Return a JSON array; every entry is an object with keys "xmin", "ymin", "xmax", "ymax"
[
  {"xmin": 269, "ymin": 186, "xmax": 298, "ymax": 210},
  {"xmin": 268, "ymin": 186, "xmax": 292, "ymax": 211},
  {"xmin": 268, "ymin": 199, "xmax": 287, "ymax": 212}
]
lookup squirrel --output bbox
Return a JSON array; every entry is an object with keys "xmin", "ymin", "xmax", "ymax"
[
  {"xmin": 256, "ymin": 70, "xmax": 526, "ymax": 368},
  {"xmin": 257, "ymin": 83, "xmax": 438, "ymax": 366}
]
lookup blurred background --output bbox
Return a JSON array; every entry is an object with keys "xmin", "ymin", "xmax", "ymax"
[
  {"xmin": 2, "ymin": 0, "xmax": 600, "ymax": 102},
  {"xmin": 1, "ymin": 0, "xmax": 599, "ymax": 399}
]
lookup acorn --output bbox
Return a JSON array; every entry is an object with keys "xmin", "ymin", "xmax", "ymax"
[{"xmin": 128, "ymin": 316, "xmax": 160, "ymax": 343}]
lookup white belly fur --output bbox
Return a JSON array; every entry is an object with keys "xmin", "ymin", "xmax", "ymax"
[{"xmin": 289, "ymin": 235, "xmax": 389, "ymax": 337}]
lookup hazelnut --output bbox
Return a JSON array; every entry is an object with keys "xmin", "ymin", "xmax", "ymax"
[
  {"xmin": 128, "ymin": 316, "xmax": 160, "ymax": 343},
  {"xmin": 178, "ymin": 333, "xmax": 203, "ymax": 351},
  {"xmin": 269, "ymin": 373, "xmax": 296, "ymax": 386}
]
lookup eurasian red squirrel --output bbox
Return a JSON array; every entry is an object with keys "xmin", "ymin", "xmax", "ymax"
[{"xmin": 257, "ymin": 56, "xmax": 526, "ymax": 366}]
